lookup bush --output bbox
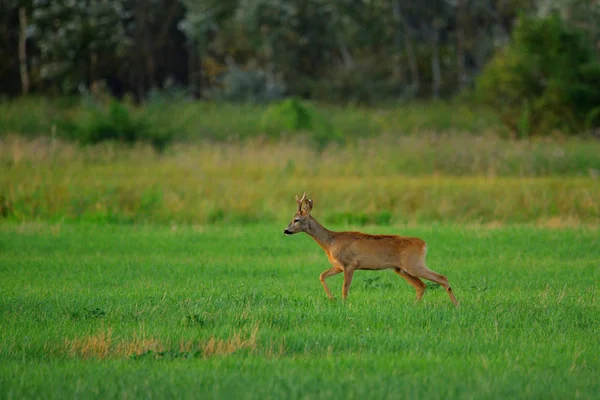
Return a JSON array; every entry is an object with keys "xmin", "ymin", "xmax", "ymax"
[
  {"xmin": 260, "ymin": 97, "xmax": 343, "ymax": 148},
  {"xmin": 59, "ymin": 100, "xmax": 177, "ymax": 152},
  {"xmin": 476, "ymin": 13, "xmax": 600, "ymax": 136}
]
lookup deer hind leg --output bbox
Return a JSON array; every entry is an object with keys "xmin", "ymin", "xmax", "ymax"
[
  {"xmin": 393, "ymin": 267, "xmax": 426, "ymax": 302},
  {"xmin": 342, "ymin": 268, "xmax": 355, "ymax": 300},
  {"xmin": 320, "ymin": 266, "xmax": 343, "ymax": 300},
  {"xmin": 406, "ymin": 260, "xmax": 459, "ymax": 307}
]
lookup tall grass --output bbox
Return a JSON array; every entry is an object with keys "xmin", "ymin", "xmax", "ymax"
[{"xmin": 1, "ymin": 136, "xmax": 598, "ymax": 225}]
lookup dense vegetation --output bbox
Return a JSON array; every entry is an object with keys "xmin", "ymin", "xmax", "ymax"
[
  {"xmin": 477, "ymin": 14, "xmax": 600, "ymax": 136},
  {"xmin": 2, "ymin": 1, "xmax": 600, "ymax": 134}
]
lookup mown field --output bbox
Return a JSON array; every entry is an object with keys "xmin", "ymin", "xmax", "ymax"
[{"xmin": 0, "ymin": 222, "xmax": 599, "ymax": 399}]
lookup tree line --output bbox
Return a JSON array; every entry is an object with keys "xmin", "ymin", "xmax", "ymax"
[{"xmin": 1, "ymin": 0, "xmax": 599, "ymax": 105}]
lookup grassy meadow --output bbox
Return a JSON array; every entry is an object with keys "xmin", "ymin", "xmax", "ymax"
[
  {"xmin": 1, "ymin": 135, "xmax": 599, "ymax": 226},
  {"xmin": 1, "ymin": 223, "xmax": 599, "ymax": 398},
  {"xmin": 1, "ymin": 98, "xmax": 600, "ymax": 398}
]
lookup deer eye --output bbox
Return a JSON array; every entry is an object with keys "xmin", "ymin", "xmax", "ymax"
[{"xmin": 294, "ymin": 219, "xmax": 300, "ymax": 223}]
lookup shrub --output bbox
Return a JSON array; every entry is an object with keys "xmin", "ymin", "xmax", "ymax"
[
  {"xmin": 476, "ymin": 13, "xmax": 600, "ymax": 136},
  {"xmin": 59, "ymin": 99, "xmax": 177, "ymax": 152},
  {"xmin": 260, "ymin": 96, "xmax": 343, "ymax": 148}
]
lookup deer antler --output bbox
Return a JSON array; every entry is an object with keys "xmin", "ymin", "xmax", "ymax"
[{"xmin": 296, "ymin": 192, "xmax": 307, "ymax": 210}]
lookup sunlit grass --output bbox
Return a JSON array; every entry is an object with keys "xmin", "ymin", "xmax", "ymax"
[
  {"xmin": 0, "ymin": 223, "xmax": 598, "ymax": 398},
  {"xmin": 1, "ymin": 136, "xmax": 598, "ymax": 225}
]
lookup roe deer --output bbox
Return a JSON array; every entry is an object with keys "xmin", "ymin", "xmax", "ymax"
[{"xmin": 283, "ymin": 193, "xmax": 458, "ymax": 306}]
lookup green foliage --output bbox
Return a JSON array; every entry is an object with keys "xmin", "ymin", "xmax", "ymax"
[
  {"xmin": 78, "ymin": 101, "xmax": 144, "ymax": 144},
  {"xmin": 5, "ymin": 0, "xmax": 600, "ymax": 104},
  {"xmin": 477, "ymin": 14, "xmax": 600, "ymax": 136},
  {"xmin": 260, "ymin": 97, "xmax": 343, "ymax": 148},
  {"xmin": 261, "ymin": 97, "xmax": 314, "ymax": 131},
  {"xmin": 212, "ymin": 66, "xmax": 285, "ymax": 103},
  {"xmin": 1, "ymin": 97, "xmax": 506, "ymax": 144},
  {"xmin": 0, "ymin": 96, "xmax": 76, "ymax": 137},
  {"xmin": 0, "ymin": 223, "xmax": 599, "ymax": 397},
  {"xmin": 57, "ymin": 100, "xmax": 177, "ymax": 152},
  {"xmin": 231, "ymin": 0, "xmax": 340, "ymax": 96},
  {"xmin": 312, "ymin": 63, "xmax": 403, "ymax": 105},
  {"xmin": 180, "ymin": 0, "xmax": 473, "ymax": 102},
  {"xmin": 30, "ymin": 0, "xmax": 131, "ymax": 93}
]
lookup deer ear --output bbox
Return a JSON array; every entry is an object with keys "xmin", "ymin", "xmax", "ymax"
[{"xmin": 296, "ymin": 193, "xmax": 308, "ymax": 212}]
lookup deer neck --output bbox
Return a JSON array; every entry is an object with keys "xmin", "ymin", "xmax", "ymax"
[{"xmin": 306, "ymin": 216, "xmax": 334, "ymax": 251}]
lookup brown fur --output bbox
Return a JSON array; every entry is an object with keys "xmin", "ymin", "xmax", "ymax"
[{"xmin": 284, "ymin": 193, "xmax": 459, "ymax": 306}]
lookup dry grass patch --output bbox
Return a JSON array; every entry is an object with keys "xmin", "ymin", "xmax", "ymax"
[
  {"xmin": 62, "ymin": 326, "xmax": 259, "ymax": 360},
  {"xmin": 65, "ymin": 329, "xmax": 113, "ymax": 359}
]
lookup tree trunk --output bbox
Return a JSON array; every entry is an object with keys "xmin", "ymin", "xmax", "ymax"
[
  {"xmin": 485, "ymin": 0, "xmax": 508, "ymax": 47},
  {"xmin": 392, "ymin": 0, "xmax": 404, "ymax": 82},
  {"xmin": 456, "ymin": 0, "xmax": 468, "ymax": 90},
  {"xmin": 89, "ymin": 52, "xmax": 97, "ymax": 89},
  {"xmin": 264, "ymin": 40, "xmax": 275, "ymax": 87},
  {"xmin": 18, "ymin": 6, "xmax": 29, "ymax": 95},
  {"xmin": 144, "ymin": 3, "xmax": 156, "ymax": 90},
  {"xmin": 187, "ymin": 39, "xmax": 201, "ymax": 98},
  {"xmin": 495, "ymin": 0, "xmax": 509, "ymax": 46},
  {"xmin": 401, "ymin": 18, "xmax": 419, "ymax": 95},
  {"xmin": 338, "ymin": 37, "xmax": 354, "ymax": 69},
  {"xmin": 133, "ymin": 1, "xmax": 145, "ymax": 101},
  {"xmin": 431, "ymin": 29, "xmax": 441, "ymax": 99},
  {"xmin": 474, "ymin": 26, "xmax": 487, "ymax": 73}
]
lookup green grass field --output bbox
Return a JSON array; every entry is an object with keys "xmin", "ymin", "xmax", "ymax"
[
  {"xmin": 1, "ymin": 222, "xmax": 598, "ymax": 399},
  {"xmin": 1, "ymin": 97, "xmax": 599, "ymax": 398}
]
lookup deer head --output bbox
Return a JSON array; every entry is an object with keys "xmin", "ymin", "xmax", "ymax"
[{"xmin": 283, "ymin": 192, "xmax": 313, "ymax": 235}]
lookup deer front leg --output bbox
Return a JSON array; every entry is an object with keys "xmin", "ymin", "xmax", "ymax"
[
  {"xmin": 320, "ymin": 266, "xmax": 343, "ymax": 300},
  {"xmin": 342, "ymin": 268, "xmax": 355, "ymax": 300}
]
